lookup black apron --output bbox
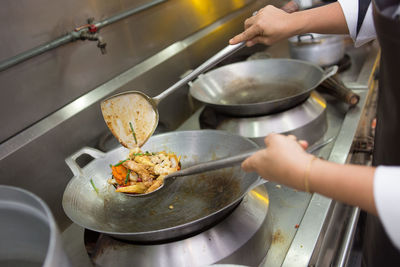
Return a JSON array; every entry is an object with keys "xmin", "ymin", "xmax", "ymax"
[{"xmin": 362, "ymin": 0, "xmax": 400, "ymax": 266}]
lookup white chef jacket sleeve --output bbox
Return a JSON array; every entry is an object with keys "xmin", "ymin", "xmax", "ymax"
[
  {"xmin": 337, "ymin": 0, "xmax": 377, "ymax": 47},
  {"xmin": 374, "ymin": 166, "xmax": 400, "ymax": 249}
]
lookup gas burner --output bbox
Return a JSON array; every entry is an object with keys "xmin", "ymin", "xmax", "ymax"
[
  {"xmin": 199, "ymin": 91, "xmax": 328, "ymax": 146},
  {"xmin": 83, "ymin": 186, "xmax": 272, "ymax": 267}
]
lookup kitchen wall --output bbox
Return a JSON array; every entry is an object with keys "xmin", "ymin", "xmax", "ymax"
[{"xmin": 0, "ymin": 0, "xmax": 279, "ymax": 230}]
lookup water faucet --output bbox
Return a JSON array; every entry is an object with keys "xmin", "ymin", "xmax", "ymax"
[{"xmin": 74, "ymin": 18, "xmax": 107, "ymax": 55}]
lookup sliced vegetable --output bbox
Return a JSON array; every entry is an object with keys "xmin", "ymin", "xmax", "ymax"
[
  {"xmin": 129, "ymin": 122, "xmax": 138, "ymax": 144},
  {"xmin": 131, "ymin": 152, "xmax": 155, "ymax": 156},
  {"xmin": 111, "ymin": 164, "xmax": 128, "ymax": 184},
  {"xmin": 113, "ymin": 159, "xmax": 128, "ymax": 167},
  {"xmin": 169, "ymin": 154, "xmax": 181, "ymax": 170},
  {"xmin": 90, "ymin": 178, "xmax": 99, "ymax": 194},
  {"xmin": 115, "ymin": 183, "xmax": 147, "ymax": 194},
  {"xmin": 125, "ymin": 169, "xmax": 131, "ymax": 184}
]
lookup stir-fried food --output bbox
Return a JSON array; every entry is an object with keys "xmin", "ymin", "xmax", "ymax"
[{"xmin": 108, "ymin": 148, "xmax": 181, "ymax": 194}]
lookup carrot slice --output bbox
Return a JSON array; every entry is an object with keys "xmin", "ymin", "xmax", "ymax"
[{"xmin": 111, "ymin": 164, "xmax": 128, "ymax": 184}]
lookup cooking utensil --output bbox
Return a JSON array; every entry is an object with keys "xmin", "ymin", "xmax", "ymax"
[
  {"xmin": 127, "ymin": 135, "xmax": 335, "ymax": 197},
  {"xmin": 63, "ymin": 130, "xmax": 258, "ymax": 242},
  {"xmin": 288, "ymin": 33, "xmax": 345, "ymax": 66},
  {"xmin": 189, "ymin": 59, "xmax": 338, "ymax": 116},
  {"xmin": 0, "ymin": 185, "xmax": 71, "ymax": 267},
  {"xmin": 100, "ymin": 42, "xmax": 246, "ymax": 148}
]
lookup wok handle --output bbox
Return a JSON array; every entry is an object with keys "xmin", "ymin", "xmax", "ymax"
[
  {"xmin": 65, "ymin": 147, "xmax": 106, "ymax": 177},
  {"xmin": 153, "ymin": 42, "xmax": 246, "ymax": 104},
  {"xmin": 321, "ymin": 65, "xmax": 338, "ymax": 81},
  {"xmin": 318, "ymin": 75, "xmax": 360, "ymax": 107}
]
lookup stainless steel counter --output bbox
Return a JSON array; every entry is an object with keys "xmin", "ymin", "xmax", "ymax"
[
  {"xmin": 177, "ymin": 40, "xmax": 380, "ymax": 267},
  {"xmin": 268, "ymin": 41, "xmax": 379, "ymax": 267}
]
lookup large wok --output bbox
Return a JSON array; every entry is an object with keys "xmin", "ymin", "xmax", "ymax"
[
  {"xmin": 189, "ymin": 58, "xmax": 337, "ymax": 116},
  {"xmin": 62, "ymin": 130, "xmax": 262, "ymax": 242}
]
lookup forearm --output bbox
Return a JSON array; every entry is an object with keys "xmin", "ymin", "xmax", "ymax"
[
  {"xmin": 309, "ymin": 159, "xmax": 376, "ymax": 214},
  {"xmin": 290, "ymin": 2, "xmax": 349, "ymax": 35}
]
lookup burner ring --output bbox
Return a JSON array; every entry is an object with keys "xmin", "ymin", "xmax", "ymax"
[
  {"xmin": 200, "ymin": 91, "xmax": 328, "ymax": 146},
  {"xmin": 86, "ymin": 185, "xmax": 272, "ymax": 267}
]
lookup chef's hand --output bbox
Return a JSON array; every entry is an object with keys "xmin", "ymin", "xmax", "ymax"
[
  {"xmin": 241, "ymin": 133, "xmax": 313, "ymax": 191},
  {"xmin": 229, "ymin": 5, "xmax": 298, "ymax": 47},
  {"xmin": 281, "ymin": 0, "xmax": 300, "ymax": 13}
]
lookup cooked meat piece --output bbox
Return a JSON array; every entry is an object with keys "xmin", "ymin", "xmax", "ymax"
[
  {"xmin": 150, "ymin": 155, "xmax": 162, "ymax": 164},
  {"xmin": 129, "ymin": 171, "xmax": 139, "ymax": 182},
  {"xmin": 123, "ymin": 160, "xmax": 154, "ymax": 187},
  {"xmin": 134, "ymin": 156, "xmax": 155, "ymax": 168},
  {"xmin": 145, "ymin": 176, "xmax": 165, "ymax": 193}
]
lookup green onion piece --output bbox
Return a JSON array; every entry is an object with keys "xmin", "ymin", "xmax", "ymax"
[
  {"xmin": 125, "ymin": 169, "xmax": 131, "ymax": 184},
  {"xmin": 90, "ymin": 179, "xmax": 99, "ymax": 194},
  {"xmin": 113, "ymin": 159, "xmax": 128, "ymax": 167},
  {"xmin": 132, "ymin": 152, "xmax": 153, "ymax": 156},
  {"xmin": 129, "ymin": 122, "xmax": 138, "ymax": 144}
]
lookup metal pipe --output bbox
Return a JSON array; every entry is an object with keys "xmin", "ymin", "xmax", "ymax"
[
  {"xmin": 95, "ymin": 0, "xmax": 165, "ymax": 29},
  {"xmin": 0, "ymin": 0, "xmax": 166, "ymax": 72},
  {"xmin": 335, "ymin": 207, "xmax": 360, "ymax": 267},
  {"xmin": 0, "ymin": 35, "xmax": 74, "ymax": 72}
]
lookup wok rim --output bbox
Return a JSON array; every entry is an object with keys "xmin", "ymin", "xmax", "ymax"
[
  {"xmin": 189, "ymin": 58, "xmax": 325, "ymax": 108},
  {"xmin": 62, "ymin": 130, "xmax": 261, "ymax": 238}
]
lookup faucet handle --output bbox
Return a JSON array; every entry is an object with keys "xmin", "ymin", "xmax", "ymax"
[{"xmin": 97, "ymin": 39, "xmax": 107, "ymax": 54}]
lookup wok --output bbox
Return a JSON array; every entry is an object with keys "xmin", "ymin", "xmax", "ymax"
[
  {"xmin": 189, "ymin": 58, "xmax": 337, "ymax": 116},
  {"xmin": 62, "ymin": 130, "xmax": 262, "ymax": 242}
]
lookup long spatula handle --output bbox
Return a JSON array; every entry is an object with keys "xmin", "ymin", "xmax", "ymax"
[
  {"xmin": 168, "ymin": 149, "xmax": 256, "ymax": 179},
  {"xmin": 165, "ymin": 136, "xmax": 335, "ymax": 179},
  {"xmin": 153, "ymin": 42, "xmax": 246, "ymax": 104}
]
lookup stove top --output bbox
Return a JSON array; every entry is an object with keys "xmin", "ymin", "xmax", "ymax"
[
  {"xmin": 60, "ymin": 40, "xmax": 380, "ymax": 267},
  {"xmin": 175, "ymin": 41, "xmax": 379, "ymax": 267},
  {"xmin": 176, "ymin": 81, "xmax": 345, "ymax": 267}
]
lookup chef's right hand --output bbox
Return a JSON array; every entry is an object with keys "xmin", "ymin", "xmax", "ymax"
[
  {"xmin": 229, "ymin": 4, "xmax": 298, "ymax": 47},
  {"xmin": 241, "ymin": 133, "xmax": 313, "ymax": 191}
]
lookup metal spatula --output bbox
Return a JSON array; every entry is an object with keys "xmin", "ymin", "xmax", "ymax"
[{"xmin": 101, "ymin": 42, "xmax": 246, "ymax": 148}]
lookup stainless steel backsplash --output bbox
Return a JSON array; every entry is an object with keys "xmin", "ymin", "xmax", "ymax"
[{"xmin": 0, "ymin": 0, "xmax": 277, "ymax": 230}]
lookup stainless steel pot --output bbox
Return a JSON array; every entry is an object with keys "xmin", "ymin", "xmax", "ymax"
[
  {"xmin": 288, "ymin": 33, "xmax": 345, "ymax": 66},
  {"xmin": 0, "ymin": 186, "xmax": 71, "ymax": 267},
  {"xmin": 62, "ymin": 130, "xmax": 264, "ymax": 242},
  {"xmin": 189, "ymin": 59, "xmax": 337, "ymax": 116}
]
